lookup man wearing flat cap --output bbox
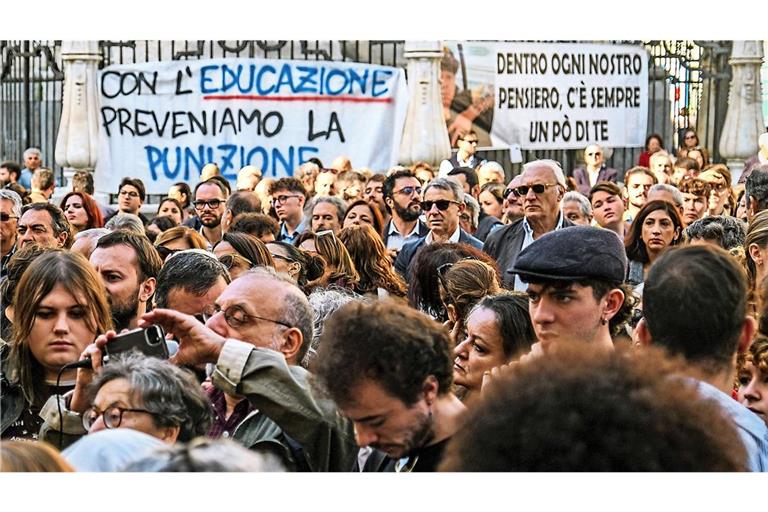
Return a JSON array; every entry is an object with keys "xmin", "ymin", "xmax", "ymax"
[{"xmin": 511, "ymin": 225, "xmax": 635, "ymax": 352}]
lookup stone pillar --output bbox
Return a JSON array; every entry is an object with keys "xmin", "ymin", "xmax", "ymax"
[
  {"xmin": 398, "ymin": 41, "xmax": 451, "ymax": 167},
  {"xmin": 718, "ymin": 41, "xmax": 765, "ymax": 184},
  {"xmin": 54, "ymin": 41, "xmax": 102, "ymax": 199}
]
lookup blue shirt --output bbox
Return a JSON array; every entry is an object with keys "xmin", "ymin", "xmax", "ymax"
[
  {"xmin": 278, "ymin": 215, "xmax": 308, "ymax": 244},
  {"xmin": 696, "ymin": 379, "xmax": 768, "ymax": 472}
]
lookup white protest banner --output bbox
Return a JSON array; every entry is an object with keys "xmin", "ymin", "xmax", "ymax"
[
  {"xmin": 94, "ymin": 58, "xmax": 409, "ymax": 194},
  {"xmin": 443, "ymin": 42, "xmax": 648, "ymax": 150}
]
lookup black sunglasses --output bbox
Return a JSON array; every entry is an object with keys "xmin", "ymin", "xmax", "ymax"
[
  {"xmin": 503, "ymin": 188, "xmax": 516, "ymax": 199},
  {"xmin": 422, "ymin": 199, "xmax": 460, "ymax": 211},
  {"xmin": 193, "ymin": 199, "xmax": 223, "ymax": 210},
  {"xmin": 0, "ymin": 213, "xmax": 18, "ymax": 222},
  {"xmin": 513, "ymin": 183, "xmax": 559, "ymax": 196}
]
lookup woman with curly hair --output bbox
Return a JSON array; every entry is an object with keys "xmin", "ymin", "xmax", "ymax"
[
  {"xmin": 337, "ymin": 224, "xmax": 406, "ymax": 299},
  {"xmin": 438, "ymin": 258, "xmax": 501, "ymax": 344},
  {"xmin": 737, "ymin": 335, "xmax": 767, "ymax": 426},
  {"xmin": 295, "ymin": 230, "xmax": 359, "ymax": 291}
]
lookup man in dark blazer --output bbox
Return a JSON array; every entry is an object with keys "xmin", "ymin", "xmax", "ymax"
[
  {"xmin": 484, "ymin": 159, "xmax": 575, "ymax": 289},
  {"xmin": 571, "ymin": 144, "xmax": 618, "ymax": 196},
  {"xmin": 395, "ymin": 178, "xmax": 482, "ymax": 277}
]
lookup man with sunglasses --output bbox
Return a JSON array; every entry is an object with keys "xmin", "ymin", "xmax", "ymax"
[
  {"xmin": 484, "ymin": 159, "xmax": 574, "ymax": 290},
  {"xmin": 192, "ymin": 179, "xmax": 229, "ymax": 249},
  {"xmin": 269, "ymin": 177, "xmax": 309, "ymax": 244},
  {"xmin": 571, "ymin": 144, "xmax": 617, "ymax": 196},
  {"xmin": 0, "ymin": 189, "xmax": 22, "ymax": 278},
  {"xmin": 141, "ymin": 267, "xmax": 359, "ymax": 471},
  {"xmin": 382, "ymin": 170, "xmax": 427, "ymax": 257},
  {"xmin": 438, "ymin": 130, "xmax": 485, "ymax": 178},
  {"xmin": 394, "ymin": 178, "xmax": 482, "ymax": 277}
]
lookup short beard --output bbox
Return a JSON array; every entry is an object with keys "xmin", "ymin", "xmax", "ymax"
[
  {"xmin": 200, "ymin": 215, "xmax": 222, "ymax": 228},
  {"xmin": 394, "ymin": 202, "xmax": 421, "ymax": 223},
  {"xmin": 110, "ymin": 294, "xmax": 140, "ymax": 331}
]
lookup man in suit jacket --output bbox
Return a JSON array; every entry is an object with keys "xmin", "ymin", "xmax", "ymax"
[
  {"xmin": 395, "ymin": 178, "xmax": 482, "ymax": 277},
  {"xmin": 484, "ymin": 159, "xmax": 574, "ymax": 290},
  {"xmin": 571, "ymin": 144, "xmax": 618, "ymax": 196}
]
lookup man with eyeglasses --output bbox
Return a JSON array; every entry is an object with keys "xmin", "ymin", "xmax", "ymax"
[
  {"xmin": 191, "ymin": 179, "xmax": 229, "ymax": 248},
  {"xmin": 105, "ymin": 178, "xmax": 149, "ymax": 227},
  {"xmin": 0, "ymin": 189, "xmax": 22, "ymax": 277},
  {"xmin": 438, "ymin": 130, "xmax": 485, "ymax": 178},
  {"xmin": 269, "ymin": 178, "xmax": 309, "ymax": 244},
  {"xmin": 572, "ymin": 144, "xmax": 617, "ymax": 196},
  {"xmin": 382, "ymin": 170, "xmax": 427, "ymax": 257},
  {"xmin": 394, "ymin": 178, "xmax": 482, "ymax": 277},
  {"xmin": 484, "ymin": 159, "xmax": 574, "ymax": 290},
  {"xmin": 141, "ymin": 267, "xmax": 359, "ymax": 471}
]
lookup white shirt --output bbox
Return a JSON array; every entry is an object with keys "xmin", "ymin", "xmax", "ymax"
[
  {"xmin": 424, "ymin": 224, "xmax": 461, "ymax": 245},
  {"xmin": 386, "ymin": 220, "xmax": 424, "ymax": 252},
  {"xmin": 513, "ymin": 212, "xmax": 565, "ymax": 292}
]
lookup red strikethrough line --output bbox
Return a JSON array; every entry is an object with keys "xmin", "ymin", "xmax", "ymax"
[{"xmin": 202, "ymin": 95, "xmax": 393, "ymax": 103}]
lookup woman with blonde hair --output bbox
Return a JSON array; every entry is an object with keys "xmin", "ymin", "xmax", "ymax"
[
  {"xmin": 153, "ymin": 226, "xmax": 208, "ymax": 262},
  {"xmin": 1, "ymin": 251, "xmax": 112, "ymax": 442},
  {"xmin": 746, "ymin": 209, "xmax": 768, "ymax": 316},
  {"xmin": 337, "ymin": 224, "xmax": 406, "ymax": 299}
]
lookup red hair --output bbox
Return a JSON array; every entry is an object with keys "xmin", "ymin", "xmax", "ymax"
[{"xmin": 60, "ymin": 191, "xmax": 104, "ymax": 229}]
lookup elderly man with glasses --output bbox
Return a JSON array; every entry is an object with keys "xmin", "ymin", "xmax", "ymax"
[
  {"xmin": 571, "ymin": 144, "xmax": 617, "ymax": 196},
  {"xmin": 484, "ymin": 159, "xmax": 575, "ymax": 290},
  {"xmin": 141, "ymin": 267, "xmax": 359, "ymax": 471}
]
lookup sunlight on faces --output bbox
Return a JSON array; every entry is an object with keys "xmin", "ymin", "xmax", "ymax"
[
  {"xmin": 311, "ymin": 202, "xmax": 342, "ymax": 233},
  {"xmin": 520, "ymin": 166, "xmax": 562, "ymax": 223},
  {"xmin": 526, "ymin": 282, "xmax": 605, "ymax": 349},
  {"xmin": 479, "ymin": 190, "xmax": 502, "ymax": 219},
  {"xmin": 17, "ymin": 209, "xmax": 66, "ymax": 249},
  {"xmin": 737, "ymin": 361, "xmax": 767, "ymax": 425},
  {"xmin": 118, "ymin": 184, "xmax": 142, "ymax": 214},
  {"xmin": 453, "ymin": 307, "xmax": 507, "ymax": 392},
  {"xmin": 423, "ymin": 187, "xmax": 461, "ymax": 237},
  {"xmin": 625, "ymin": 173, "xmax": 654, "ymax": 209},
  {"xmin": 590, "ymin": 191, "xmax": 624, "ymax": 228},
  {"xmin": 89, "ymin": 245, "xmax": 142, "ymax": 328},
  {"xmin": 682, "ymin": 192, "xmax": 707, "ymax": 226},
  {"xmin": 195, "ymin": 183, "xmax": 226, "ymax": 228},
  {"xmin": 562, "ymin": 200, "xmax": 591, "ymax": 226},
  {"xmin": 343, "ymin": 204, "xmax": 374, "ymax": 229},
  {"xmin": 641, "ymin": 209, "xmax": 679, "ymax": 255},
  {"xmin": 158, "ymin": 201, "xmax": 182, "ymax": 225},
  {"xmin": 64, "ymin": 196, "xmax": 88, "ymax": 230}
]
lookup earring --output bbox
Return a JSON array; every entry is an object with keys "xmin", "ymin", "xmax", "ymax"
[{"xmin": 601, "ymin": 317, "xmax": 607, "ymax": 325}]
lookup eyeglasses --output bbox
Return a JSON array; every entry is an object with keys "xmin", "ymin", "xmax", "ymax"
[
  {"xmin": 270, "ymin": 252, "xmax": 296, "ymax": 263},
  {"xmin": 271, "ymin": 195, "xmax": 301, "ymax": 205},
  {"xmin": 0, "ymin": 213, "xmax": 18, "ymax": 222},
  {"xmin": 586, "ymin": 152, "xmax": 602, "ymax": 156},
  {"xmin": 421, "ymin": 199, "xmax": 461, "ymax": 211},
  {"xmin": 392, "ymin": 186, "xmax": 422, "ymax": 196},
  {"xmin": 200, "ymin": 303, "xmax": 291, "ymax": 329},
  {"xmin": 461, "ymin": 139, "xmax": 479, "ymax": 145},
  {"xmin": 706, "ymin": 182, "xmax": 728, "ymax": 193},
  {"xmin": 684, "ymin": 135, "xmax": 697, "ymax": 140},
  {"xmin": 319, "ymin": 168, "xmax": 338, "ymax": 174},
  {"xmin": 82, "ymin": 405, "xmax": 156, "ymax": 431},
  {"xmin": 437, "ymin": 257, "xmax": 474, "ymax": 278},
  {"xmin": 193, "ymin": 199, "xmax": 223, "ymax": 210},
  {"xmin": 513, "ymin": 183, "xmax": 559, "ymax": 196},
  {"xmin": 119, "ymin": 190, "xmax": 140, "ymax": 198},
  {"xmin": 218, "ymin": 253, "xmax": 253, "ymax": 271},
  {"xmin": 503, "ymin": 188, "xmax": 516, "ymax": 199},
  {"xmin": 155, "ymin": 245, "xmax": 182, "ymax": 260}
]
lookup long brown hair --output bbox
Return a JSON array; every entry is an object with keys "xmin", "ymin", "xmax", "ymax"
[
  {"xmin": 9, "ymin": 251, "xmax": 113, "ymax": 405},
  {"xmin": 625, "ymin": 200, "xmax": 684, "ymax": 263},
  {"xmin": 59, "ymin": 191, "xmax": 104, "ymax": 231},
  {"xmin": 296, "ymin": 231, "xmax": 360, "ymax": 287},
  {"xmin": 338, "ymin": 224, "xmax": 406, "ymax": 297},
  {"xmin": 440, "ymin": 259, "xmax": 501, "ymax": 326}
]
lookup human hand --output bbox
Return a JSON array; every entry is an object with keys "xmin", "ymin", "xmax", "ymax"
[
  {"xmin": 69, "ymin": 331, "xmax": 115, "ymax": 413},
  {"xmin": 139, "ymin": 308, "xmax": 227, "ymax": 367}
]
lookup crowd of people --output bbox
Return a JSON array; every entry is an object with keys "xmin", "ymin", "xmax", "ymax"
[{"xmin": 1, "ymin": 129, "xmax": 767, "ymax": 473}]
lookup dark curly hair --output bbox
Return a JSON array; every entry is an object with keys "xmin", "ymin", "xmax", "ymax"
[
  {"xmin": 440, "ymin": 344, "xmax": 748, "ymax": 471},
  {"xmin": 312, "ymin": 299, "xmax": 454, "ymax": 407}
]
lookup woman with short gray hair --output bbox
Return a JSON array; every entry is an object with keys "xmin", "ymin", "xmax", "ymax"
[{"xmin": 81, "ymin": 353, "xmax": 212, "ymax": 444}]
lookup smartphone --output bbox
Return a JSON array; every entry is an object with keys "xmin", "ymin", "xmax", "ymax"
[{"xmin": 103, "ymin": 325, "xmax": 169, "ymax": 363}]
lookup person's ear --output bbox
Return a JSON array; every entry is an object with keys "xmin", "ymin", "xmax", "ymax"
[
  {"xmin": 457, "ymin": 202, "xmax": 466, "ymax": 213},
  {"xmin": 139, "ymin": 277, "xmax": 156, "ymax": 303},
  {"xmin": 5, "ymin": 305, "xmax": 14, "ymax": 323},
  {"xmin": 737, "ymin": 316, "xmax": 757, "ymax": 354},
  {"xmin": 422, "ymin": 375, "xmax": 439, "ymax": 407},
  {"xmin": 57, "ymin": 231, "xmax": 69, "ymax": 248},
  {"xmin": 602, "ymin": 288, "xmax": 624, "ymax": 321},
  {"xmin": 159, "ymin": 425, "xmax": 181, "ymax": 444},
  {"xmin": 635, "ymin": 317, "xmax": 652, "ymax": 347},
  {"xmin": 445, "ymin": 303, "xmax": 458, "ymax": 324},
  {"xmin": 278, "ymin": 327, "xmax": 304, "ymax": 364},
  {"xmin": 748, "ymin": 243, "xmax": 763, "ymax": 267}
]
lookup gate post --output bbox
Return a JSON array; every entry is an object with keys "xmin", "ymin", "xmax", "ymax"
[
  {"xmin": 54, "ymin": 41, "xmax": 102, "ymax": 196},
  {"xmin": 718, "ymin": 41, "xmax": 765, "ymax": 184},
  {"xmin": 398, "ymin": 41, "xmax": 451, "ymax": 168}
]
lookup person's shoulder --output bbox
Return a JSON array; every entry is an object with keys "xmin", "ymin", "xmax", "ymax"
[{"xmin": 459, "ymin": 230, "xmax": 483, "ymax": 249}]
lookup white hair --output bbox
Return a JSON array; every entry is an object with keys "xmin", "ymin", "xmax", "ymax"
[
  {"xmin": 562, "ymin": 191, "xmax": 592, "ymax": 218},
  {"xmin": 23, "ymin": 147, "xmax": 41, "ymax": 159},
  {"xmin": 479, "ymin": 161, "xmax": 505, "ymax": 177},
  {"xmin": 0, "ymin": 189, "xmax": 22, "ymax": 217},
  {"xmin": 522, "ymin": 159, "xmax": 566, "ymax": 187},
  {"xmin": 649, "ymin": 184, "xmax": 684, "ymax": 208}
]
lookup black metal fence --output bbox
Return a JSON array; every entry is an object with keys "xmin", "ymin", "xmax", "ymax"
[{"xmin": 1, "ymin": 40, "xmax": 732, "ymax": 186}]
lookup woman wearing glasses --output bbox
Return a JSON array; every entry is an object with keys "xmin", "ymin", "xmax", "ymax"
[
  {"xmin": 295, "ymin": 231, "xmax": 359, "ymax": 291},
  {"xmin": 212, "ymin": 232, "xmax": 275, "ymax": 279},
  {"xmin": 677, "ymin": 128, "xmax": 710, "ymax": 165},
  {"xmin": 265, "ymin": 241, "xmax": 325, "ymax": 294},
  {"xmin": 1, "ymin": 251, "xmax": 112, "ymax": 444},
  {"xmin": 153, "ymin": 226, "xmax": 208, "ymax": 262},
  {"xmin": 699, "ymin": 165, "xmax": 736, "ymax": 217}
]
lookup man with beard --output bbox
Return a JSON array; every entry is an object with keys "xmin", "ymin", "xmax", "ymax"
[
  {"xmin": 90, "ymin": 230, "xmax": 162, "ymax": 331},
  {"xmin": 312, "ymin": 299, "xmax": 466, "ymax": 471},
  {"xmin": 193, "ymin": 179, "xmax": 229, "ymax": 248},
  {"xmin": 394, "ymin": 178, "xmax": 482, "ymax": 277},
  {"xmin": 382, "ymin": 171, "xmax": 427, "ymax": 259},
  {"xmin": 364, "ymin": 174, "xmax": 389, "ymax": 224}
]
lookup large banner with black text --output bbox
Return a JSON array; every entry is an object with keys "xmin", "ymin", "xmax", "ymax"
[
  {"xmin": 95, "ymin": 58, "xmax": 409, "ymax": 194},
  {"xmin": 442, "ymin": 42, "xmax": 648, "ymax": 150}
]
